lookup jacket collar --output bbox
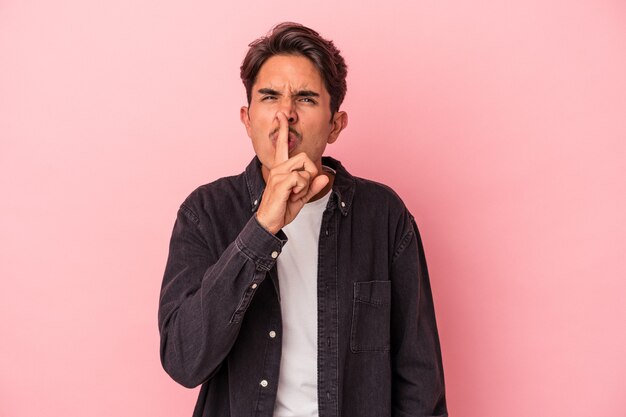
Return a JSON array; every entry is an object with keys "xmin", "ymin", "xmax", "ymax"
[{"xmin": 243, "ymin": 156, "xmax": 355, "ymax": 216}]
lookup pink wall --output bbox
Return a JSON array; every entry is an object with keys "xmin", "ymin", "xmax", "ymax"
[{"xmin": 1, "ymin": 0, "xmax": 625, "ymax": 415}]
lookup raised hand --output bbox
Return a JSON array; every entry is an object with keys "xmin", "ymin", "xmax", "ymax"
[{"xmin": 256, "ymin": 112, "xmax": 330, "ymax": 234}]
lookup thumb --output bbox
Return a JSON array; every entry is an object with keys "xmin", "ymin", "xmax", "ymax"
[{"xmin": 303, "ymin": 175, "xmax": 330, "ymax": 203}]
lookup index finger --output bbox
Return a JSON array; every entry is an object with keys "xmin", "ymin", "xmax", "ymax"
[{"xmin": 274, "ymin": 112, "xmax": 289, "ymax": 165}]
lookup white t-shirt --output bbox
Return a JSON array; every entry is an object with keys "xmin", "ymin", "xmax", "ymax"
[{"xmin": 274, "ymin": 190, "xmax": 331, "ymax": 417}]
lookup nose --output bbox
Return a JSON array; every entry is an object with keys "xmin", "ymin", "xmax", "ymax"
[{"xmin": 280, "ymin": 99, "xmax": 298, "ymax": 124}]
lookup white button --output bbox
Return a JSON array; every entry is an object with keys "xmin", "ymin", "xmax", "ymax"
[
  {"xmin": 271, "ymin": 251, "xmax": 279, "ymax": 259},
  {"xmin": 260, "ymin": 379, "xmax": 268, "ymax": 387},
  {"xmin": 251, "ymin": 283, "xmax": 258, "ymax": 289},
  {"xmin": 269, "ymin": 330, "xmax": 276, "ymax": 338},
  {"xmin": 341, "ymin": 201, "xmax": 346, "ymax": 208},
  {"xmin": 253, "ymin": 199, "xmax": 258, "ymax": 205}
]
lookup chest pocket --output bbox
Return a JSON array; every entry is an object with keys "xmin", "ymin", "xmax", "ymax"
[{"xmin": 350, "ymin": 281, "xmax": 391, "ymax": 353}]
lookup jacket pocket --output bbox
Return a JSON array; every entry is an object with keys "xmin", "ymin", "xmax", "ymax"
[{"xmin": 350, "ymin": 281, "xmax": 391, "ymax": 353}]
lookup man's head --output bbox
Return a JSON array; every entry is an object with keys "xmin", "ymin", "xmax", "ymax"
[
  {"xmin": 239, "ymin": 23, "xmax": 349, "ymax": 178},
  {"xmin": 240, "ymin": 22, "xmax": 347, "ymax": 116}
]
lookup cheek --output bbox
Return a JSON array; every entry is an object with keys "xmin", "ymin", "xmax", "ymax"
[
  {"xmin": 250, "ymin": 110, "xmax": 276, "ymax": 134},
  {"xmin": 247, "ymin": 118, "xmax": 266, "ymax": 137},
  {"xmin": 307, "ymin": 122, "xmax": 332, "ymax": 141}
]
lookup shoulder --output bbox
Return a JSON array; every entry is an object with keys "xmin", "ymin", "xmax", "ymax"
[
  {"xmin": 352, "ymin": 176, "xmax": 411, "ymax": 218},
  {"xmin": 349, "ymin": 176, "xmax": 417, "ymax": 247},
  {"xmin": 328, "ymin": 157, "xmax": 407, "ymax": 213},
  {"xmin": 179, "ymin": 172, "xmax": 248, "ymax": 221},
  {"xmin": 327, "ymin": 156, "xmax": 415, "ymax": 234}
]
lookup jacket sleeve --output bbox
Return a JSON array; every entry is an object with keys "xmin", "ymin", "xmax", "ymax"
[
  {"xmin": 158, "ymin": 204, "xmax": 285, "ymax": 388},
  {"xmin": 390, "ymin": 214, "xmax": 447, "ymax": 417}
]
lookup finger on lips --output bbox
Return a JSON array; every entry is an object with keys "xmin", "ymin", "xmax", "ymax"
[
  {"xmin": 274, "ymin": 112, "xmax": 289, "ymax": 165},
  {"xmin": 272, "ymin": 113, "xmax": 317, "ymax": 177},
  {"xmin": 267, "ymin": 112, "xmax": 328, "ymax": 212}
]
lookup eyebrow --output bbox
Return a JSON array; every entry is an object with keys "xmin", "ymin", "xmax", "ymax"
[
  {"xmin": 294, "ymin": 90, "xmax": 320, "ymax": 98},
  {"xmin": 257, "ymin": 88, "xmax": 281, "ymax": 96},
  {"xmin": 257, "ymin": 88, "xmax": 320, "ymax": 98}
]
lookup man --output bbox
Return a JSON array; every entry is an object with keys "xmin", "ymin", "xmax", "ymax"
[{"xmin": 159, "ymin": 22, "xmax": 447, "ymax": 417}]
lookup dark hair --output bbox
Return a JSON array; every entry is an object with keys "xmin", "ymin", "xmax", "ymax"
[{"xmin": 240, "ymin": 22, "xmax": 348, "ymax": 115}]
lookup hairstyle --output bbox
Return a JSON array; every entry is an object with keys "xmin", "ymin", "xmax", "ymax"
[{"xmin": 240, "ymin": 22, "xmax": 348, "ymax": 115}]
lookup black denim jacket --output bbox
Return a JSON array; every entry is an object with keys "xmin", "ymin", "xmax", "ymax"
[{"xmin": 159, "ymin": 156, "xmax": 447, "ymax": 417}]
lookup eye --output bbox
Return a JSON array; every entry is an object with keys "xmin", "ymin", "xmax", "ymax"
[
  {"xmin": 299, "ymin": 97, "xmax": 317, "ymax": 104},
  {"xmin": 261, "ymin": 96, "xmax": 277, "ymax": 101}
]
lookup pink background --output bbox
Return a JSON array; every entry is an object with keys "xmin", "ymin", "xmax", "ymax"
[{"xmin": 1, "ymin": 0, "xmax": 625, "ymax": 416}]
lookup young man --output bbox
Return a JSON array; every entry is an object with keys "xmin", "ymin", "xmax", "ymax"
[{"xmin": 159, "ymin": 22, "xmax": 447, "ymax": 417}]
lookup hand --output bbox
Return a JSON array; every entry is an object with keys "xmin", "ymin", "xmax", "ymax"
[{"xmin": 256, "ymin": 112, "xmax": 329, "ymax": 234}]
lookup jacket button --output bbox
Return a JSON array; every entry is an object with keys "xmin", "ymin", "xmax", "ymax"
[
  {"xmin": 271, "ymin": 251, "xmax": 279, "ymax": 259},
  {"xmin": 269, "ymin": 330, "xmax": 276, "ymax": 338},
  {"xmin": 260, "ymin": 379, "xmax": 268, "ymax": 388}
]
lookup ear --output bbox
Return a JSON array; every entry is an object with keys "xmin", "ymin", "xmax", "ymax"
[
  {"xmin": 240, "ymin": 106, "xmax": 252, "ymax": 136},
  {"xmin": 327, "ymin": 111, "xmax": 348, "ymax": 144}
]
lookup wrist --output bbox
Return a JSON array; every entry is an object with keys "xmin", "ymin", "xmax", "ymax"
[{"xmin": 255, "ymin": 212, "xmax": 280, "ymax": 235}]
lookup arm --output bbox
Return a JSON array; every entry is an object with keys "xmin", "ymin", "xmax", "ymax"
[
  {"xmin": 158, "ymin": 208, "xmax": 284, "ymax": 388},
  {"xmin": 391, "ymin": 215, "xmax": 447, "ymax": 417},
  {"xmin": 159, "ymin": 112, "xmax": 326, "ymax": 388}
]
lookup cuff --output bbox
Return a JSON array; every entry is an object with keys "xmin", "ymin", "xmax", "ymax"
[{"xmin": 235, "ymin": 215, "xmax": 288, "ymax": 271}]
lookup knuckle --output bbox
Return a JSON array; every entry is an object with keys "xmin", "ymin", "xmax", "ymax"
[{"xmin": 295, "ymin": 152, "xmax": 307, "ymax": 161}]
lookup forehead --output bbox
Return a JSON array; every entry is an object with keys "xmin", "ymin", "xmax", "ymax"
[{"xmin": 254, "ymin": 54, "xmax": 326, "ymax": 92}]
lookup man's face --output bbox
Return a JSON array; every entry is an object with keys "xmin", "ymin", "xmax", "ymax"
[{"xmin": 240, "ymin": 54, "xmax": 347, "ymax": 179}]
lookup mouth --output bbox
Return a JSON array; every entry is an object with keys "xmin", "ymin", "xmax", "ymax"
[
  {"xmin": 271, "ymin": 129, "xmax": 302, "ymax": 152},
  {"xmin": 287, "ymin": 132, "xmax": 300, "ymax": 151}
]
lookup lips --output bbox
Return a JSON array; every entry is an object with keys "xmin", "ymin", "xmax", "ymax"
[
  {"xmin": 271, "ymin": 130, "xmax": 301, "ymax": 152},
  {"xmin": 287, "ymin": 132, "xmax": 300, "ymax": 151}
]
